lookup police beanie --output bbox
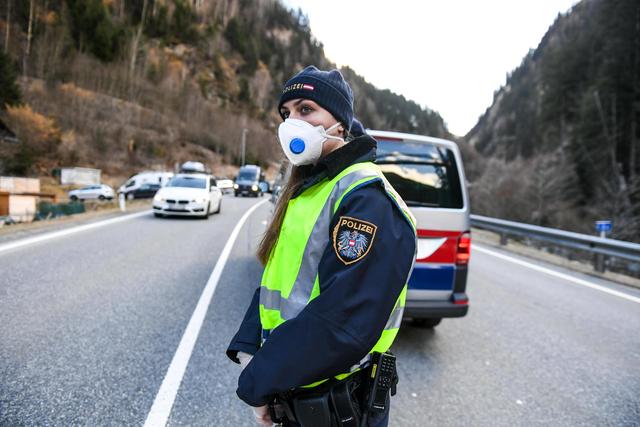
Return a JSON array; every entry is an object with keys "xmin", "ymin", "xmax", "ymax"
[
  {"xmin": 350, "ymin": 118, "xmax": 366, "ymax": 137},
  {"xmin": 278, "ymin": 66, "xmax": 354, "ymax": 131}
]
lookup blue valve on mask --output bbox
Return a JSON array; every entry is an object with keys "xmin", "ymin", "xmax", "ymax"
[{"xmin": 289, "ymin": 138, "xmax": 306, "ymax": 154}]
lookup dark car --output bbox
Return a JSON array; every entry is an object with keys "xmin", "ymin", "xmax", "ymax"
[
  {"xmin": 234, "ymin": 165, "xmax": 263, "ymax": 197},
  {"xmin": 126, "ymin": 183, "xmax": 161, "ymax": 199}
]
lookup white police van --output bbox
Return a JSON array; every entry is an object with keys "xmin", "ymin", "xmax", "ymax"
[{"xmin": 370, "ymin": 130, "xmax": 471, "ymax": 328}]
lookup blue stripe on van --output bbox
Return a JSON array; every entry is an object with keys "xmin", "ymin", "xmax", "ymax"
[{"xmin": 408, "ymin": 264, "xmax": 455, "ymax": 290}]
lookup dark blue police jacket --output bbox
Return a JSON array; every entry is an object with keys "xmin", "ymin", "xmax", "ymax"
[{"xmin": 227, "ymin": 135, "xmax": 416, "ymax": 407}]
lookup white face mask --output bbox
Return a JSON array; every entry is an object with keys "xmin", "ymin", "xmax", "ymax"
[{"xmin": 277, "ymin": 118, "xmax": 344, "ymax": 166}]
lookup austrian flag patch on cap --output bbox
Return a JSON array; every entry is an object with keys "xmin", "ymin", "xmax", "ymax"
[
  {"xmin": 282, "ymin": 83, "xmax": 315, "ymax": 93},
  {"xmin": 332, "ymin": 216, "xmax": 377, "ymax": 265}
]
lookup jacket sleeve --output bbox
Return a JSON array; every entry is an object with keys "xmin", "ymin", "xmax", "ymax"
[
  {"xmin": 226, "ymin": 287, "xmax": 262, "ymax": 364},
  {"xmin": 236, "ymin": 183, "xmax": 416, "ymax": 406}
]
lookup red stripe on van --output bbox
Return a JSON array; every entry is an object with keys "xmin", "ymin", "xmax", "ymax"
[{"xmin": 416, "ymin": 229, "xmax": 463, "ymax": 264}]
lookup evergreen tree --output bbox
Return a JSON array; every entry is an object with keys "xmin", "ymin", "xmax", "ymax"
[
  {"xmin": 66, "ymin": 0, "xmax": 125, "ymax": 62},
  {"xmin": 0, "ymin": 51, "xmax": 22, "ymax": 110}
]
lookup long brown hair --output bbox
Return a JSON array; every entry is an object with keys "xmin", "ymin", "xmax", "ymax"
[{"xmin": 256, "ymin": 164, "xmax": 310, "ymax": 265}]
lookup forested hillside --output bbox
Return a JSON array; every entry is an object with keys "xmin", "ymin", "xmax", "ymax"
[
  {"xmin": 466, "ymin": 0, "xmax": 639, "ymax": 241},
  {"xmin": 0, "ymin": 0, "xmax": 448, "ymax": 184}
]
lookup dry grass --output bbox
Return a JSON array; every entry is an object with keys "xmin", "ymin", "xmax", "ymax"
[
  {"xmin": 18, "ymin": 70, "xmax": 280, "ymax": 181},
  {"xmin": 0, "ymin": 199, "xmax": 150, "ymax": 238}
]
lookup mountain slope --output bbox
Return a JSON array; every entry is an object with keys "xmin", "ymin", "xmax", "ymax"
[
  {"xmin": 0, "ymin": 0, "xmax": 449, "ymax": 183},
  {"xmin": 465, "ymin": 0, "xmax": 640, "ymax": 240}
]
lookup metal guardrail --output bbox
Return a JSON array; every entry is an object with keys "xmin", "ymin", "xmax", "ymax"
[{"xmin": 470, "ymin": 214, "xmax": 640, "ymax": 273}]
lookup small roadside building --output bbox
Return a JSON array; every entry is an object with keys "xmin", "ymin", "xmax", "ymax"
[
  {"xmin": 0, "ymin": 177, "xmax": 40, "ymax": 222},
  {"xmin": 0, "ymin": 177, "xmax": 56, "ymax": 223}
]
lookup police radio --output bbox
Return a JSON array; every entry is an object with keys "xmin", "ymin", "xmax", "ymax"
[{"xmin": 365, "ymin": 352, "xmax": 397, "ymax": 413}]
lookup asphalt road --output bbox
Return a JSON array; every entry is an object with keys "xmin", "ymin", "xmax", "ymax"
[{"xmin": 0, "ymin": 196, "xmax": 638, "ymax": 426}]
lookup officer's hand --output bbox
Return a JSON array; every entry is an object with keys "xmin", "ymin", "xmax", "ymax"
[
  {"xmin": 238, "ymin": 353, "xmax": 271, "ymax": 425},
  {"xmin": 251, "ymin": 404, "xmax": 273, "ymax": 426}
]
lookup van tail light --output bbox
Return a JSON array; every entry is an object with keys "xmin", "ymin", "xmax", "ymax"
[
  {"xmin": 452, "ymin": 293, "xmax": 469, "ymax": 305},
  {"xmin": 456, "ymin": 232, "xmax": 471, "ymax": 266}
]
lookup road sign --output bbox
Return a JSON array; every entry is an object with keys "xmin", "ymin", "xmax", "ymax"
[{"xmin": 595, "ymin": 220, "xmax": 612, "ymax": 234}]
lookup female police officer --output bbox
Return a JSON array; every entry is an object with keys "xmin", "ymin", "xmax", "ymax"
[{"xmin": 227, "ymin": 66, "xmax": 416, "ymax": 427}]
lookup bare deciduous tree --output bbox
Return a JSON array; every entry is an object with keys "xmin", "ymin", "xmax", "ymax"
[
  {"xmin": 23, "ymin": 0, "xmax": 35, "ymax": 75},
  {"xmin": 4, "ymin": 0, "xmax": 11, "ymax": 52},
  {"xmin": 129, "ymin": 0, "xmax": 149, "ymax": 80},
  {"xmin": 469, "ymin": 151, "xmax": 581, "ymax": 232}
]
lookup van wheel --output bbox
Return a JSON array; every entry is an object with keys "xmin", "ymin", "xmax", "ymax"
[
  {"xmin": 413, "ymin": 318, "xmax": 442, "ymax": 328},
  {"xmin": 98, "ymin": 195, "xmax": 105, "ymax": 200},
  {"xmin": 70, "ymin": 195, "xmax": 78, "ymax": 201}
]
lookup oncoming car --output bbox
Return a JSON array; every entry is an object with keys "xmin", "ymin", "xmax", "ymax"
[
  {"xmin": 215, "ymin": 176, "xmax": 234, "ymax": 194},
  {"xmin": 68, "ymin": 184, "xmax": 114, "ymax": 201},
  {"xmin": 369, "ymin": 130, "xmax": 471, "ymax": 328},
  {"xmin": 234, "ymin": 164, "xmax": 263, "ymax": 197},
  {"xmin": 152, "ymin": 174, "xmax": 222, "ymax": 219}
]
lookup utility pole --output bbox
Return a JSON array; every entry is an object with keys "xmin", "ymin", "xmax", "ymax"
[{"xmin": 241, "ymin": 128, "xmax": 248, "ymax": 166}]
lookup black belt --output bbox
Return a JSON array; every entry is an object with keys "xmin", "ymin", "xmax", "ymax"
[
  {"xmin": 270, "ymin": 352, "xmax": 399, "ymax": 427},
  {"xmin": 270, "ymin": 372, "xmax": 364, "ymax": 427}
]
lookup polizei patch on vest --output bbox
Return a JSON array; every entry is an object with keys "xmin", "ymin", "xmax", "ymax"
[{"xmin": 332, "ymin": 216, "xmax": 377, "ymax": 265}]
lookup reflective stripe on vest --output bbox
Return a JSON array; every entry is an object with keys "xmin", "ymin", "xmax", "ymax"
[{"xmin": 259, "ymin": 162, "xmax": 416, "ymax": 386}]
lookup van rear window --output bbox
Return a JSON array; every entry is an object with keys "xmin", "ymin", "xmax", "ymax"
[{"xmin": 376, "ymin": 139, "xmax": 464, "ymax": 209}]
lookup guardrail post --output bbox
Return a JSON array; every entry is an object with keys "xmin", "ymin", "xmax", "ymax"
[
  {"xmin": 594, "ymin": 253, "xmax": 606, "ymax": 273},
  {"xmin": 500, "ymin": 233, "xmax": 508, "ymax": 245},
  {"xmin": 470, "ymin": 214, "xmax": 640, "ymax": 274},
  {"xmin": 119, "ymin": 193, "xmax": 126, "ymax": 212},
  {"xmin": 594, "ymin": 228, "xmax": 607, "ymax": 273}
]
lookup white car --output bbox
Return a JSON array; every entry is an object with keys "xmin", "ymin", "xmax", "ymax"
[
  {"xmin": 68, "ymin": 184, "xmax": 115, "ymax": 201},
  {"xmin": 152, "ymin": 174, "xmax": 222, "ymax": 219},
  {"xmin": 215, "ymin": 176, "xmax": 234, "ymax": 194}
]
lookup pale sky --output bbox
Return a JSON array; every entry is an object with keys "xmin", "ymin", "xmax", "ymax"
[{"xmin": 282, "ymin": 0, "xmax": 580, "ymax": 136}]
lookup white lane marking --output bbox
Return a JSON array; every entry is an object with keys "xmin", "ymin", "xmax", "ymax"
[
  {"xmin": 473, "ymin": 245, "xmax": 640, "ymax": 304},
  {"xmin": 0, "ymin": 210, "xmax": 151, "ymax": 255},
  {"xmin": 144, "ymin": 199, "xmax": 269, "ymax": 427}
]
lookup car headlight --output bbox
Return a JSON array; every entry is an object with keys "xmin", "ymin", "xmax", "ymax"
[
  {"xmin": 252, "ymin": 185, "xmax": 258, "ymax": 191},
  {"xmin": 233, "ymin": 184, "xmax": 239, "ymax": 189},
  {"xmin": 153, "ymin": 194, "xmax": 163, "ymax": 202}
]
